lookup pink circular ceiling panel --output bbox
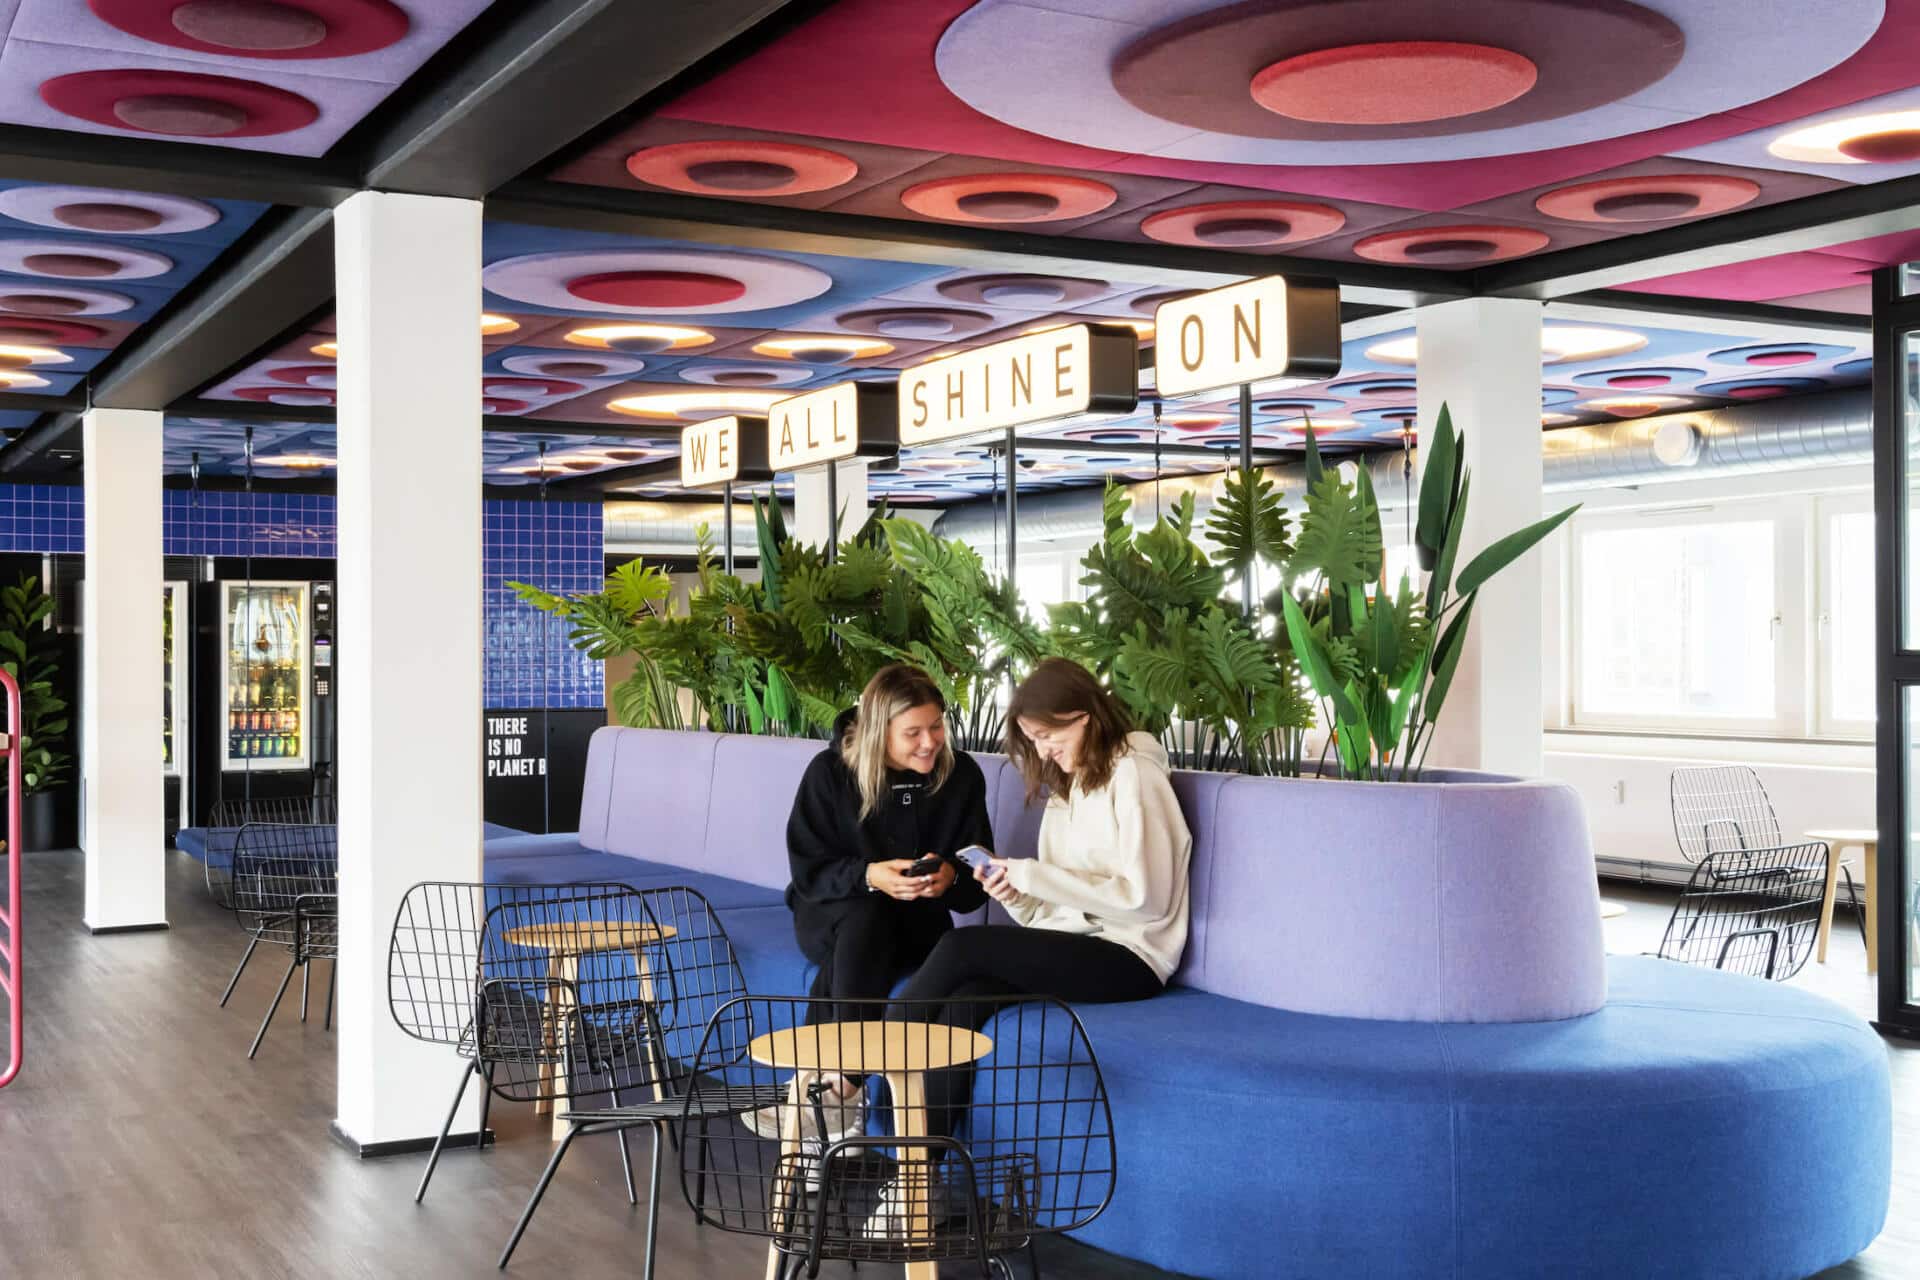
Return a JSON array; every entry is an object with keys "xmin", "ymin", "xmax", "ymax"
[
  {"xmin": 1354, "ymin": 224, "xmax": 1550, "ymax": 263},
  {"xmin": 0, "ymin": 185, "xmax": 220, "ymax": 235},
  {"xmin": 900, "ymin": 173, "xmax": 1117, "ymax": 224},
  {"xmin": 1250, "ymin": 42, "xmax": 1538, "ymax": 125},
  {"xmin": 937, "ymin": 273, "xmax": 1108, "ymax": 306},
  {"xmin": 0, "ymin": 239, "xmax": 172, "ymax": 281},
  {"xmin": 483, "ymin": 249, "xmax": 830, "ymax": 315},
  {"xmin": 1534, "ymin": 174, "xmax": 1761, "ymax": 222},
  {"xmin": 1140, "ymin": 199, "xmax": 1345, "ymax": 246},
  {"xmin": 41, "ymin": 69, "xmax": 319, "ymax": 138},
  {"xmin": 92, "ymin": 0, "xmax": 411, "ymax": 60},
  {"xmin": 624, "ymin": 140, "xmax": 860, "ymax": 197}
]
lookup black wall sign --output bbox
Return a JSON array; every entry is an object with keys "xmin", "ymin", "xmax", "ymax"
[{"xmin": 481, "ymin": 708, "xmax": 602, "ymax": 834}]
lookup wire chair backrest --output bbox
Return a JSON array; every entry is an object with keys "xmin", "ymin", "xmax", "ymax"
[
  {"xmin": 1655, "ymin": 840, "xmax": 1829, "ymax": 982},
  {"xmin": 386, "ymin": 881, "xmax": 749, "ymax": 1107},
  {"xmin": 231, "ymin": 822, "xmax": 338, "ymax": 959},
  {"xmin": 201, "ymin": 795, "xmax": 337, "ymax": 910},
  {"xmin": 680, "ymin": 994, "xmax": 1115, "ymax": 1270},
  {"xmin": 1669, "ymin": 766, "xmax": 1782, "ymax": 865}
]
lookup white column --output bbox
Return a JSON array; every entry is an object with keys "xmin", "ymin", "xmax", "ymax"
[
  {"xmin": 81, "ymin": 407, "xmax": 165, "ymax": 931},
  {"xmin": 792, "ymin": 457, "xmax": 869, "ymax": 549},
  {"xmin": 1414, "ymin": 298, "xmax": 1547, "ymax": 776},
  {"xmin": 333, "ymin": 191, "xmax": 484, "ymax": 1149}
]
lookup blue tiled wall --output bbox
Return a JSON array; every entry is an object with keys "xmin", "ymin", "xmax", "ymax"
[
  {"xmin": 164, "ymin": 490, "xmax": 338, "ymax": 557},
  {"xmin": 0, "ymin": 484, "xmax": 606, "ymax": 711},
  {"xmin": 484, "ymin": 499, "xmax": 605, "ymax": 710}
]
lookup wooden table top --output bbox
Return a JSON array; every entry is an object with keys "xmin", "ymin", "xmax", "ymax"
[
  {"xmin": 1804, "ymin": 828, "xmax": 1879, "ymax": 845},
  {"xmin": 499, "ymin": 921, "xmax": 677, "ymax": 953},
  {"xmin": 749, "ymin": 1021, "xmax": 993, "ymax": 1074}
]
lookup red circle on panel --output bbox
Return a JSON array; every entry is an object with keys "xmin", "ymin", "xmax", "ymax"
[
  {"xmin": 22, "ymin": 253, "xmax": 121, "ymax": 278},
  {"xmin": 1746, "ymin": 350, "xmax": 1816, "ymax": 366},
  {"xmin": 900, "ymin": 174, "xmax": 1117, "ymax": 224},
  {"xmin": 480, "ymin": 376, "xmax": 585, "ymax": 397},
  {"xmin": 90, "ymin": 0, "xmax": 411, "ymax": 60},
  {"xmin": 1607, "ymin": 374, "xmax": 1670, "ymax": 388},
  {"xmin": 483, "ymin": 398, "xmax": 530, "ymax": 414},
  {"xmin": 1534, "ymin": 174, "xmax": 1761, "ymax": 223},
  {"xmin": 626, "ymin": 140, "xmax": 860, "ymax": 197},
  {"xmin": 52, "ymin": 201, "xmax": 165, "ymax": 232},
  {"xmin": 1251, "ymin": 42, "xmax": 1538, "ymax": 125},
  {"xmin": 1836, "ymin": 128, "xmax": 1920, "ymax": 163},
  {"xmin": 1724, "ymin": 383, "xmax": 1791, "ymax": 399},
  {"xmin": 41, "ymin": 70, "xmax": 319, "ymax": 137},
  {"xmin": 1354, "ymin": 224, "xmax": 1549, "ymax": 263},
  {"xmin": 267, "ymin": 363, "xmax": 339, "ymax": 386},
  {"xmin": 565, "ymin": 271, "xmax": 746, "ymax": 308},
  {"xmin": 233, "ymin": 385, "xmax": 334, "ymax": 404},
  {"xmin": 1141, "ymin": 199, "xmax": 1345, "ymax": 247},
  {"xmin": 0, "ymin": 318, "xmax": 104, "ymax": 344},
  {"xmin": 0, "ymin": 294, "xmax": 89, "ymax": 315}
]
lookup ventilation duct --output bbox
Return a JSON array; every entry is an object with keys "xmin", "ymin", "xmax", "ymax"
[
  {"xmin": 931, "ymin": 388, "xmax": 1872, "ymax": 544},
  {"xmin": 602, "ymin": 501, "xmax": 781, "ymax": 558}
]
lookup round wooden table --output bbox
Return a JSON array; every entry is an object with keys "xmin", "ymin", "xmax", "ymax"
[
  {"xmin": 1803, "ymin": 828, "xmax": 1878, "ymax": 974},
  {"xmin": 500, "ymin": 920, "xmax": 677, "ymax": 1141},
  {"xmin": 748, "ymin": 1020, "xmax": 994, "ymax": 1280}
]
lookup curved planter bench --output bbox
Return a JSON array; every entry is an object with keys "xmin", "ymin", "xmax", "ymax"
[{"xmin": 497, "ymin": 727, "xmax": 1889, "ymax": 1278}]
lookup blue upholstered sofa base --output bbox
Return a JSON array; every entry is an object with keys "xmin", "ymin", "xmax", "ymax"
[{"xmin": 464, "ymin": 839, "xmax": 1891, "ymax": 1280}]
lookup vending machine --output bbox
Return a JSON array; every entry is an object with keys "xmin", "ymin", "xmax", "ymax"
[{"xmin": 217, "ymin": 580, "xmax": 312, "ymax": 771}]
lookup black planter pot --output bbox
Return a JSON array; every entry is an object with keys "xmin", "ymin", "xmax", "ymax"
[{"xmin": 21, "ymin": 789, "xmax": 58, "ymax": 852}]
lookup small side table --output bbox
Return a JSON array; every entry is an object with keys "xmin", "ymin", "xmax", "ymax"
[
  {"xmin": 1803, "ymin": 828, "xmax": 1877, "ymax": 975},
  {"xmin": 749, "ymin": 1020, "xmax": 994, "ymax": 1280},
  {"xmin": 500, "ymin": 920, "xmax": 677, "ymax": 1141}
]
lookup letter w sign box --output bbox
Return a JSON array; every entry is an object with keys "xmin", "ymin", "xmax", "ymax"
[
  {"xmin": 1153, "ymin": 276, "xmax": 1341, "ymax": 398},
  {"xmin": 680, "ymin": 415, "xmax": 772, "ymax": 489}
]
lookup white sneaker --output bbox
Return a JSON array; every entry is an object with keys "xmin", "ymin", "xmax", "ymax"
[
  {"xmin": 859, "ymin": 1168, "xmax": 953, "ymax": 1242},
  {"xmin": 742, "ymin": 1071, "xmax": 865, "ymax": 1142}
]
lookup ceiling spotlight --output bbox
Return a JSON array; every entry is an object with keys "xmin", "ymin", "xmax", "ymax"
[
  {"xmin": 751, "ymin": 335, "xmax": 895, "ymax": 363},
  {"xmin": 0, "ymin": 371, "xmax": 50, "ymax": 389},
  {"xmin": 480, "ymin": 313, "xmax": 520, "ymax": 336},
  {"xmin": 0, "ymin": 343, "xmax": 70, "ymax": 368},
  {"xmin": 1769, "ymin": 110, "xmax": 1920, "ymax": 164},
  {"xmin": 1589, "ymin": 394, "xmax": 1684, "ymax": 417},
  {"xmin": 566, "ymin": 323, "xmax": 715, "ymax": 354},
  {"xmin": 257, "ymin": 454, "xmax": 335, "ymax": 469},
  {"xmin": 605, "ymin": 390, "xmax": 787, "ymax": 420},
  {"xmin": 309, "ymin": 340, "xmax": 339, "ymax": 359}
]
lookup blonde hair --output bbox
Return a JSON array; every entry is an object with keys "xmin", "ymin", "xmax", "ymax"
[{"xmin": 841, "ymin": 664, "xmax": 953, "ymax": 820}]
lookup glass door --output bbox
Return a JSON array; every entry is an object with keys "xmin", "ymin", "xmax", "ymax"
[
  {"xmin": 219, "ymin": 581, "xmax": 311, "ymax": 771},
  {"xmin": 1872, "ymin": 266, "xmax": 1920, "ymax": 1036}
]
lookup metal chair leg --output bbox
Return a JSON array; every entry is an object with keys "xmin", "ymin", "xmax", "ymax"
[
  {"xmin": 323, "ymin": 961, "xmax": 335, "ymax": 1031},
  {"xmin": 609, "ymin": 1087, "xmax": 638, "ymax": 1206},
  {"xmin": 476, "ymin": 1063, "xmax": 495, "ymax": 1152},
  {"xmin": 219, "ymin": 937, "xmax": 260, "ymax": 1008},
  {"xmin": 301, "ymin": 958, "xmax": 311, "ymax": 1022},
  {"xmin": 499, "ymin": 1122, "xmax": 582, "ymax": 1268},
  {"xmin": 416, "ymin": 1060, "xmax": 477, "ymax": 1204},
  {"xmin": 248, "ymin": 957, "xmax": 299, "ymax": 1060},
  {"xmin": 642, "ymin": 1123, "xmax": 665, "ymax": 1280}
]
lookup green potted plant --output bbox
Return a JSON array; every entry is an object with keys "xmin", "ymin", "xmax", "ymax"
[{"xmin": 0, "ymin": 574, "xmax": 71, "ymax": 848}]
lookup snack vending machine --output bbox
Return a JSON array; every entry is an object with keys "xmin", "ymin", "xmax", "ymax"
[{"xmin": 218, "ymin": 580, "xmax": 312, "ymax": 771}]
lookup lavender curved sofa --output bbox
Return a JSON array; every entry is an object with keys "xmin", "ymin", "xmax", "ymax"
[{"xmin": 485, "ymin": 727, "xmax": 1890, "ymax": 1279}]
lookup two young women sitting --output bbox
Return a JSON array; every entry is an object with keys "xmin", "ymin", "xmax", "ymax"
[{"xmin": 771, "ymin": 658, "xmax": 1193, "ymax": 1230}]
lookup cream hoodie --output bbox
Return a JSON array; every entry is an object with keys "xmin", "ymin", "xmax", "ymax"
[{"xmin": 997, "ymin": 731, "xmax": 1192, "ymax": 983}]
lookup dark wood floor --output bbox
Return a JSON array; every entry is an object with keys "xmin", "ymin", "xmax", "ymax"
[{"xmin": 0, "ymin": 853, "xmax": 1911, "ymax": 1278}]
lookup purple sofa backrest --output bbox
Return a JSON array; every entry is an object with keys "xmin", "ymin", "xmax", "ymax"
[{"xmin": 578, "ymin": 727, "xmax": 1605, "ymax": 1023}]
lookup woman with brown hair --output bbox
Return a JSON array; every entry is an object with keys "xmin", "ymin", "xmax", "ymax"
[{"xmin": 864, "ymin": 658, "xmax": 1191, "ymax": 1234}]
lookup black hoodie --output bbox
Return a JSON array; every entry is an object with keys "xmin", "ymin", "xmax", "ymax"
[{"xmin": 785, "ymin": 707, "xmax": 992, "ymax": 958}]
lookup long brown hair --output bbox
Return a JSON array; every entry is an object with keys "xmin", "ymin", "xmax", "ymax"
[
  {"xmin": 1004, "ymin": 658, "xmax": 1133, "ymax": 803},
  {"xmin": 840, "ymin": 664, "xmax": 954, "ymax": 820}
]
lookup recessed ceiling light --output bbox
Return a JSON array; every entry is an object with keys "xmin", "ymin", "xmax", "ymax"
[
  {"xmin": 310, "ymin": 340, "xmax": 338, "ymax": 359},
  {"xmin": 1588, "ymin": 394, "xmax": 1684, "ymax": 417},
  {"xmin": 605, "ymin": 390, "xmax": 787, "ymax": 420},
  {"xmin": 0, "ymin": 371, "xmax": 50, "ymax": 389},
  {"xmin": 1541, "ymin": 411, "xmax": 1579, "ymax": 425},
  {"xmin": 566, "ymin": 323, "xmax": 714, "ymax": 354},
  {"xmin": 257, "ymin": 454, "xmax": 335, "ymax": 469},
  {"xmin": 751, "ymin": 335, "xmax": 894, "ymax": 362},
  {"xmin": 0, "ymin": 343, "xmax": 70, "ymax": 368},
  {"xmin": 1366, "ymin": 326, "xmax": 1648, "ymax": 366},
  {"xmin": 480, "ymin": 313, "xmax": 520, "ymax": 336},
  {"xmin": 1769, "ymin": 110, "xmax": 1920, "ymax": 164}
]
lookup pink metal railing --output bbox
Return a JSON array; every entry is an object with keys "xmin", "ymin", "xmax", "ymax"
[{"xmin": 0, "ymin": 666, "xmax": 23, "ymax": 1089}]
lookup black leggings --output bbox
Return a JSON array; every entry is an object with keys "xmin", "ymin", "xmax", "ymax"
[
  {"xmin": 890, "ymin": 925, "xmax": 1163, "ymax": 1138},
  {"xmin": 802, "ymin": 894, "xmax": 948, "ymax": 1025}
]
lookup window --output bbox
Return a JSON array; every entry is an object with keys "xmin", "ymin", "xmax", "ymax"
[
  {"xmin": 1014, "ymin": 551, "xmax": 1082, "ymax": 624},
  {"xmin": 1572, "ymin": 514, "xmax": 1781, "ymax": 730},
  {"xmin": 1821, "ymin": 503, "xmax": 1875, "ymax": 734}
]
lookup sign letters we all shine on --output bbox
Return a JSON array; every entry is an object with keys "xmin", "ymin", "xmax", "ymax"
[
  {"xmin": 680, "ymin": 414, "xmax": 771, "ymax": 488},
  {"xmin": 896, "ymin": 323, "xmax": 1140, "ymax": 446},
  {"xmin": 1152, "ymin": 275, "xmax": 1341, "ymax": 399}
]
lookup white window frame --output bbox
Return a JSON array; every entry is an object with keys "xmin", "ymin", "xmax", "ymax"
[
  {"xmin": 1814, "ymin": 492, "xmax": 1875, "ymax": 740},
  {"xmin": 1567, "ymin": 497, "xmax": 1802, "ymax": 738}
]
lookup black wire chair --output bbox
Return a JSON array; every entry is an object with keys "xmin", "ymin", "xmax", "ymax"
[
  {"xmin": 205, "ymin": 794, "xmax": 338, "ymax": 1007},
  {"xmin": 230, "ymin": 821, "xmax": 338, "ymax": 1059},
  {"xmin": 673, "ymin": 994, "xmax": 1116, "ymax": 1280},
  {"xmin": 1654, "ymin": 840, "xmax": 1832, "ymax": 982},
  {"xmin": 1669, "ymin": 765, "xmax": 1864, "ymax": 942},
  {"xmin": 388, "ymin": 881, "xmax": 767, "ymax": 1277}
]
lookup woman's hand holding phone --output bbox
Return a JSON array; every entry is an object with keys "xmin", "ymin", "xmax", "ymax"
[{"xmin": 868, "ymin": 857, "xmax": 955, "ymax": 900}]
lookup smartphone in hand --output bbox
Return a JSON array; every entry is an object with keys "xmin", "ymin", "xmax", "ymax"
[
  {"xmin": 955, "ymin": 845, "xmax": 998, "ymax": 876},
  {"xmin": 903, "ymin": 854, "xmax": 944, "ymax": 877}
]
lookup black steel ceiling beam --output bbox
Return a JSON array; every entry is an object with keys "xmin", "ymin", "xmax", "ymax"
[
  {"xmin": 350, "ymin": 0, "xmax": 819, "ymax": 199},
  {"xmin": 0, "ymin": 391, "xmax": 85, "ymax": 414},
  {"xmin": 489, "ymin": 180, "xmax": 1467, "ymax": 310},
  {"xmin": 1470, "ymin": 173, "xmax": 1920, "ymax": 299},
  {"xmin": 0, "ymin": 123, "xmax": 355, "ymax": 207}
]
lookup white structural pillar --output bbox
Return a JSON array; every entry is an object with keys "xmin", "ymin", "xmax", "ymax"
[
  {"xmin": 1414, "ymin": 297, "xmax": 1547, "ymax": 776},
  {"xmin": 81, "ymin": 407, "xmax": 166, "ymax": 931},
  {"xmin": 333, "ymin": 191, "xmax": 484, "ymax": 1149},
  {"xmin": 793, "ymin": 457, "xmax": 869, "ymax": 549}
]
